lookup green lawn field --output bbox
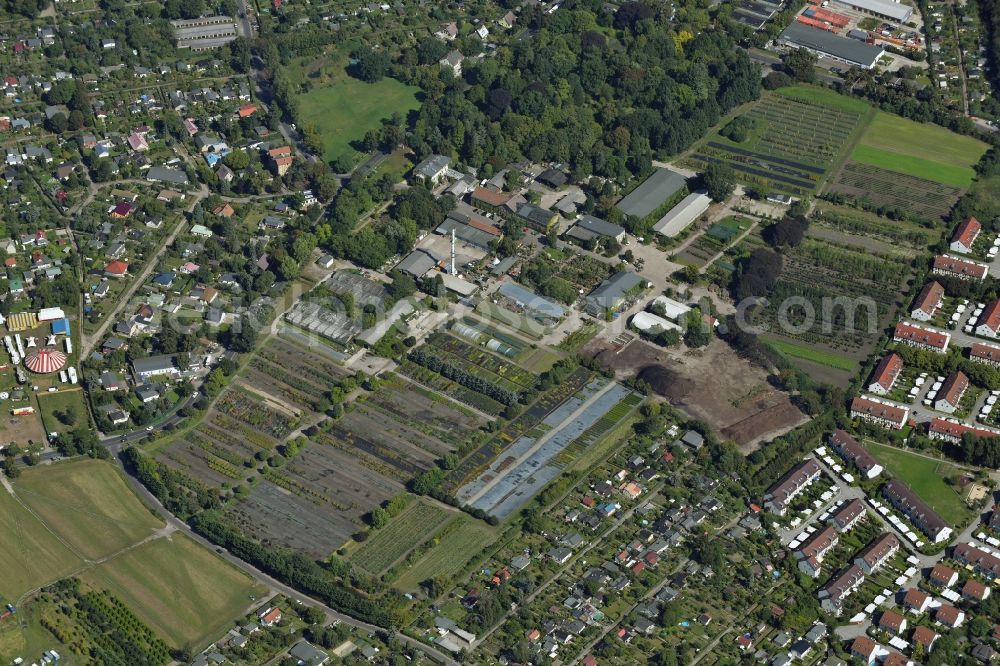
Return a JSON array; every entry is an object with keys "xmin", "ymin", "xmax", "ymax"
[
  {"xmin": 762, "ymin": 336, "xmax": 858, "ymax": 371},
  {"xmin": 867, "ymin": 442, "xmax": 973, "ymax": 526},
  {"xmin": 852, "ymin": 111, "xmax": 987, "ymax": 187},
  {"xmin": 392, "ymin": 518, "xmax": 497, "ymax": 591},
  {"xmin": 851, "ymin": 145, "xmax": 977, "ymax": 189},
  {"xmin": 775, "ymin": 85, "xmax": 873, "ymax": 114},
  {"xmin": 82, "ymin": 535, "xmax": 266, "ymax": 651},
  {"xmin": 15, "ymin": 459, "xmax": 163, "ymax": 560},
  {"xmin": 35, "ymin": 389, "xmax": 89, "ymax": 437},
  {"xmin": 0, "ymin": 489, "xmax": 81, "ymax": 601},
  {"xmin": 295, "ymin": 74, "xmax": 420, "ymax": 166}
]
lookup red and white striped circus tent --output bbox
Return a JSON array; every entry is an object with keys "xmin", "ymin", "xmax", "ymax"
[{"xmin": 24, "ymin": 348, "xmax": 67, "ymax": 374}]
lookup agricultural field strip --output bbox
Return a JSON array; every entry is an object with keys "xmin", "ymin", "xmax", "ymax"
[
  {"xmin": 350, "ymin": 501, "xmax": 452, "ymax": 575},
  {"xmin": 397, "ymin": 359, "xmax": 506, "ymax": 416},
  {"xmin": 825, "ymin": 162, "xmax": 961, "ymax": 219},
  {"xmin": 426, "ymin": 333, "xmax": 537, "ymax": 390}
]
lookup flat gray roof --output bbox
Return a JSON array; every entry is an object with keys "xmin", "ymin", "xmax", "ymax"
[
  {"xmin": 498, "ymin": 282, "xmax": 565, "ymax": 319},
  {"xmin": 779, "ymin": 22, "xmax": 886, "ymax": 68},
  {"xmin": 396, "ymin": 249, "xmax": 437, "ymax": 277},
  {"xmin": 575, "ymin": 215, "xmax": 625, "ymax": 238},
  {"xmin": 836, "ymin": 0, "xmax": 912, "ymax": 22},
  {"xmin": 616, "ymin": 168, "xmax": 687, "ymax": 220},
  {"xmin": 586, "ymin": 271, "xmax": 644, "ymax": 311}
]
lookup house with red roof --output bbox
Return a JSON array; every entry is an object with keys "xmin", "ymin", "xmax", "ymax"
[
  {"xmin": 110, "ymin": 201, "xmax": 134, "ymax": 218},
  {"xmin": 933, "ymin": 254, "xmax": 988, "ymax": 281},
  {"xmin": 911, "ymin": 281, "xmax": 945, "ymax": 321},
  {"xmin": 903, "ymin": 588, "xmax": 931, "ymax": 614},
  {"xmin": 950, "ymin": 216, "xmax": 981, "ymax": 254},
  {"xmin": 893, "ymin": 321, "xmax": 950, "ymax": 353},
  {"xmin": 237, "ymin": 104, "xmax": 257, "ymax": 118},
  {"xmin": 912, "ymin": 625, "xmax": 938, "ymax": 652},
  {"xmin": 977, "ymin": 298, "xmax": 1000, "ymax": 338},
  {"xmin": 962, "ymin": 578, "xmax": 991, "ymax": 602},
  {"xmin": 850, "ymin": 636, "xmax": 878, "ymax": 664},
  {"xmin": 258, "ymin": 606, "xmax": 282, "ymax": 627},
  {"xmin": 934, "ymin": 370, "xmax": 969, "ymax": 414},
  {"xmin": 927, "ymin": 417, "xmax": 1000, "ymax": 444},
  {"xmin": 971, "ymin": 341, "xmax": 1000, "ymax": 368},
  {"xmin": 867, "ymin": 352, "xmax": 903, "ymax": 396},
  {"xmin": 929, "ymin": 563, "xmax": 958, "ymax": 588},
  {"xmin": 104, "ymin": 260, "xmax": 128, "ymax": 277},
  {"xmin": 935, "ymin": 603, "xmax": 964, "ymax": 628},
  {"xmin": 879, "ymin": 609, "xmax": 907, "ymax": 635},
  {"xmin": 850, "ymin": 396, "xmax": 908, "ymax": 430}
]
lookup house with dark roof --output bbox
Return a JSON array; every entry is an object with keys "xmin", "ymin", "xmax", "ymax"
[
  {"xmin": 854, "ymin": 533, "xmax": 899, "ymax": 574},
  {"xmin": 829, "ymin": 430, "xmax": 883, "ymax": 479},
  {"xmin": 884, "ymin": 479, "xmax": 951, "ymax": 543},
  {"xmin": 953, "ymin": 542, "xmax": 1000, "ymax": 579},
  {"xmin": 566, "ymin": 215, "xmax": 626, "ymax": 243},
  {"xmin": 819, "ymin": 564, "xmax": 864, "ymax": 615},
  {"xmin": 932, "ymin": 254, "xmax": 988, "ymax": 281},
  {"xmin": 763, "ymin": 458, "xmax": 821, "ymax": 516},
  {"xmin": 830, "ymin": 498, "xmax": 865, "ymax": 532}
]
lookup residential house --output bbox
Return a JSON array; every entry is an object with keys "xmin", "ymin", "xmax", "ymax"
[
  {"xmin": 819, "ymin": 565, "xmax": 865, "ymax": 615},
  {"xmin": 950, "ymin": 216, "xmax": 981, "ymax": 254},
  {"xmin": 762, "ymin": 458, "xmax": 821, "ymax": 515},
  {"xmin": 879, "ymin": 609, "xmax": 907, "ymax": 635},
  {"xmin": 440, "ymin": 50, "xmax": 464, "ymax": 75},
  {"xmin": 850, "ymin": 396, "xmax": 909, "ymax": 430},
  {"xmin": 971, "ymin": 341, "xmax": 1000, "ymax": 368},
  {"xmin": 850, "ymin": 636, "xmax": 878, "ymax": 664},
  {"xmin": 953, "ymin": 542, "xmax": 1000, "ymax": 579},
  {"xmin": 932, "ymin": 254, "xmax": 988, "ymax": 281},
  {"xmin": 884, "ymin": 479, "xmax": 951, "ymax": 543},
  {"xmin": 910, "ymin": 281, "xmax": 944, "ymax": 321},
  {"xmin": 928, "ymin": 417, "xmax": 1000, "ymax": 444},
  {"xmin": 928, "ymin": 563, "xmax": 959, "ymax": 588},
  {"xmin": 830, "ymin": 498, "xmax": 865, "ymax": 532},
  {"xmin": 893, "ymin": 321, "xmax": 950, "ymax": 353},
  {"xmin": 934, "ymin": 370, "xmax": 969, "ymax": 414},
  {"xmin": 867, "ymin": 352, "xmax": 903, "ymax": 396},
  {"xmin": 903, "ymin": 588, "xmax": 931, "ymax": 614},
  {"xmin": 854, "ymin": 533, "xmax": 899, "ymax": 574},
  {"xmin": 829, "ymin": 430, "xmax": 883, "ymax": 478},
  {"xmin": 977, "ymin": 299, "xmax": 1000, "ymax": 338},
  {"xmin": 935, "ymin": 603, "xmax": 964, "ymax": 628}
]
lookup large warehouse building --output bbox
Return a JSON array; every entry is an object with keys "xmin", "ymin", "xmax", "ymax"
[
  {"xmin": 834, "ymin": 0, "xmax": 912, "ymax": 23},
  {"xmin": 778, "ymin": 22, "xmax": 886, "ymax": 69}
]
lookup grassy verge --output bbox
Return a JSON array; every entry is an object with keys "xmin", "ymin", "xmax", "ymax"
[
  {"xmin": 850, "ymin": 145, "xmax": 975, "ymax": 188},
  {"xmin": 762, "ymin": 337, "xmax": 857, "ymax": 371}
]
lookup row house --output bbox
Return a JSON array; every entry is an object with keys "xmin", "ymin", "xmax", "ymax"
[
  {"xmin": 829, "ymin": 430, "xmax": 883, "ymax": 479},
  {"xmin": 762, "ymin": 458, "xmax": 821, "ymax": 516},
  {"xmin": 893, "ymin": 321, "xmax": 950, "ymax": 353},
  {"xmin": 850, "ymin": 396, "xmax": 909, "ymax": 430},
  {"xmin": 932, "ymin": 254, "xmax": 988, "ymax": 281}
]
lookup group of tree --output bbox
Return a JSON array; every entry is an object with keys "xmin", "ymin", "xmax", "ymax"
[{"xmin": 407, "ymin": 347, "xmax": 519, "ymax": 405}]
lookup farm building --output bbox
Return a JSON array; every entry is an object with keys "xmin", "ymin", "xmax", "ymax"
[
  {"xmin": 435, "ymin": 212, "xmax": 501, "ymax": 250},
  {"xmin": 131, "ymin": 355, "xmax": 181, "ymax": 381},
  {"xmin": 650, "ymin": 296, "xmax": 691, "ymax": 321},
  {"xmin": 585, "ymin": 271, "xmax": 645, "ymax": 316},
  {"xmin": 778, "ymin": 22, "xmax": 885, "ymax": 69},
  {"xmin": 566, "ymin": 215, "xmax": 626, "ymax": 243},
  {"xmin": 631, "ymin": 311, "xmax": 681, "ymax": 334},
  {"xmin": 652, "ymin": 192, "xmax": 712, "ymax": 238},
  {"xmin": 497, "ymin": 282, "xmax": 566, "ymax": 322},
  {"xmin": 616, "ymin": 168, "xmax": 688, "ymax": 221}
]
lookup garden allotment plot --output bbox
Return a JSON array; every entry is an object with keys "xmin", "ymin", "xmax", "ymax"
[{"xmin": 686, "ymin": 86, "xmax": 869, "ymax": 195}]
